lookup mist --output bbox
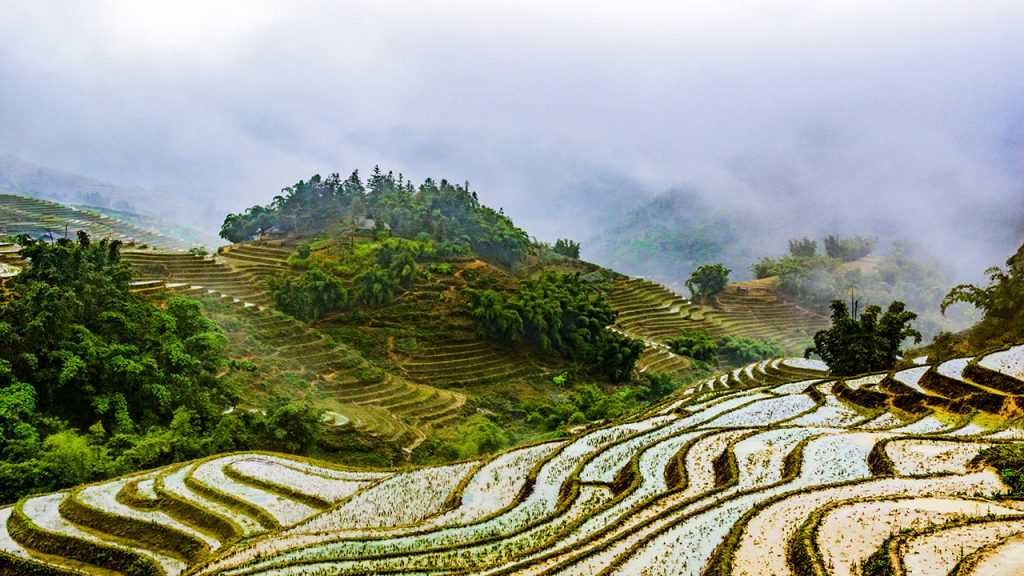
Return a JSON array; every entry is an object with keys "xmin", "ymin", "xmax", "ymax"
[{"xmin": 1, "ymin": 0, "xmax": 1022, "ymax": 281}]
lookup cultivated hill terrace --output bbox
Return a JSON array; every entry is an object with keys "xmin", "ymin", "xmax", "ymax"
[
  {"xmin": 0, "ymin": 194, "xmax": 190, "ymax": 251},
  {"xmin": 4, "ymin": 344, "xmax": 1024, "ymax": 575}
]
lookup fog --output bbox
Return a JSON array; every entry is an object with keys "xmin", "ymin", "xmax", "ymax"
[{"xmin": 1, "ymin": 0, "xmax": 1022, "ymax": 279}]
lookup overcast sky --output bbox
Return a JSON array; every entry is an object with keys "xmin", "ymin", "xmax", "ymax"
[{"xmin": 1, "ymin": 0, "xmax": 1022, "ymax": 275}]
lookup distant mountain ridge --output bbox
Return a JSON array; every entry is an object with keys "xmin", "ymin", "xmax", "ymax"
[
  {"xmin": 0, "ymin": 154, "xmax": 147, "ymax": 212},
  {"xmin": 0, "ymin": 155, "xmax": 215, "ymax": 246},
  {"xmin": 585, "ymin": 188, "xmax": 759, "ymax": 290}
]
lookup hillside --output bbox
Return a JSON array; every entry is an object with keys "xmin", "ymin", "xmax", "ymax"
[
  {"xmin": 0, "ymin": 194, "xmax": 191, "ymax": 251},
  {"xmin": 4, "ymin": 345, "xmax": 1024, "ymax": 574},
  {"xmin": 585, "ymin": 188, "xmax": 756, "ymax": 289},
  {"xmin": 606, "ymin": 276, "xmax": 828, "ymax": 354}
]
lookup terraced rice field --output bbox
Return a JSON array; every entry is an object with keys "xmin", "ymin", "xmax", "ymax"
[
  {"xmin": 606, "ymin": 276, "xmax": 828, "ymax": 353},
  {"xmin": 0, "ymin": 194, "xmax": 189, "ymax": 250},
  {"xmin": 121, "ymin": 248, "xmax": 466, "ymax": 452},
  {"xmin": 8, "ymin": 344, "xmax": 1024, "ymax": 575}
]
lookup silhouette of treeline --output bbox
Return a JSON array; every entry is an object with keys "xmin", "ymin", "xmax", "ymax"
[{"xmin": 220, "ymin": 167, "xmax": 530, "ymax": 267}]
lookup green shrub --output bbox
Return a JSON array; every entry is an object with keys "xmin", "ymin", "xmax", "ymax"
[
  {"xmin": 552, "ymin": 238, "xmax": 581, "ymax": 259},
  {"xmin": 667, "ymin": 330, "xmax": 719, "ymax": 362},
  {"xmin": 355, "ymin": 366, "xmax": 385, "ymax": 383}
]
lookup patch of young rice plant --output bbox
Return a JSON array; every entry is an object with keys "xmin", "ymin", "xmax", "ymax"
[
  {"xmin": 423, "ymin": 441, "xmax": 564, "ymax": 528},
  {"xmin": 200, "ymin": 417, "xmax": 674, "ymax": 574},
  {"xmin": 891, "ymin": 366, "xmax": 935, "ymax": 395},
  {"xmin": 786, "ymin": 382, "xmax": 865, "ymax": 427},
  {"xmin": 611, "ymin": 431, "xmax": 885, "ymax": 575},
  {"xmin": 732, "ymin": 428, "xmax": 820, "ymax": 489},
  {"xmin": 885, "ymin": 439, "xmax": 991, "ymax": 476},
  {"xmin": 890, "ymin": 413, "xmax": 961, "ymax": 434},
  {"xmin": 582, "ymin": 394, "xmax": 777, "ymax": 483},
  {"xmin": 781, "ymin": 357, "xmax": 829, "ymax": 372},
  {"xmin": 730, "ymin": 470, "xmax": 1008, "ymax": 576},
  {"xmin": 816, "ymin": 497, "xmax": 1023, "ymax": 576},
  {"xmin": 220, "ymin": 485, "xmax": 616, "ymax": 576},
  {"xmin": 684, "ymin": 388, "xmax": 770, "ymax": 414},
  {"xmin": 22, "ymin": 493, "xmax": 187, "ymax": 576},
  {"xmin": 978, "ymin": 345, "xmax": 1024, "ymax": 381},
  {"xmin": 700, "ymin": 394, "xmax": 817, "ymax": 428},
  {"xmin": 191, "ymin": 455, "xmax": 319, "ymax": 527},
  {"xmin": 243, "ymin": 454, "xmax": 392, "ymax": 482},
  {"xmin": 162, "ymin": 463, "xmax": 265, "ymax": 536},
  {"xmin": 966, "ymin": 533, "xmax": 1024, "ymax": 575},
  {"xmin": 768, "ymin": 378, "xmax": 821, "ymax": 395},
  {"xmin": 859, "ymin": 411, "xmax": 907, "ymax": 430},
  {"xmin": 986, "ymin": 424, "xmax": 1024, "ymax": 440},
  {"xmin": 135, "ymin": 479, "xmax": 158, "ymax": 501},
  {"xmin": 844, "ymin": 373, "xmax": 887, "ymax": 390},
  {"xmin": 899, "ymin": 519, "xmax": 1024, "ymax": 576},
  {"xmin": 292, "ymin": 461, "xmax": 478, "ymax": 532},
  {"xmin": 78, "ymin": 477, "xmax": 221, "ymax": 549},
  {"xmin": 227, "ymin": 459, "xmax": 371, "ymax": 504}
]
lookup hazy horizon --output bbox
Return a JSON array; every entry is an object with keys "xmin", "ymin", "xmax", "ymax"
[{"xmin": 2, "ymin": 0, "xmax": 1022, "ymax": 279}]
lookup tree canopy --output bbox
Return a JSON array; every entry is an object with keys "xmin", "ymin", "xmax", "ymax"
[
  {"xmin": 220, "ymin": 168, "xmax": 530, "ymax": 268},
  {"xmin": 0, "ymin": 233, "xmax": 322, "ymax": 503},
  {"xmin": 805, "ymin": 299, "xmax": 922, "ymax": 376},
  {"xmin": 465, "ymin": 271, "xmax": 643, "ymax": 381},
  {"xmin": 685, "ymin": 263, "xmax": 730, "ymax": 303}
]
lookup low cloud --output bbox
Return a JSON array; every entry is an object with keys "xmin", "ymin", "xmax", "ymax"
[{"xmin": 0, "ymin": 0, "xmax": 1021, "ymax": 278}]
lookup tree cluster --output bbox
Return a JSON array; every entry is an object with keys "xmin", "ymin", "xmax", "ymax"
[
  {"xmin": 823, "ymin": 234, "xmax": 876, "ymax": 262},
  {"xmin": 465, "ymin": 272, "xmax": 644, "ymax": 381},
  {"xmin": 552, "ymin": 239, "xmax": 581, "ymax": 259},
  {"xmin": 220, "ymin": 168, "xmax": 530, "ymax": 268},
  {"xmin": 666, "ymin": 329, "xmax": 782, "ymax": 365},
  {"xmin": 805, "ymin": 299, "xmax": 921, "ymax": 376},
  {"xmin": 685, "ymin": 263, "xmax": 731, "ymax": 303}
]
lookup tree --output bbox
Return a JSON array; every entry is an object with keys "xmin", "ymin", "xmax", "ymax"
[
  {"xmin": 823, "ymin": 235, "xmax": 875, "ymax": 262},
  {"xmin": 788, "ymin": 237, "xmax": 817, "ymax": 258},
  {"xmin": 685, "ymin": 264, "xmax": 730, "ymax": 303},
  {"xmin": 553, "ymin": 239, "xmax": 581, "ymax": 259},
  {"xmin": 805, "ymin": 300, "xmax": 922, "ymax": 376},
  {"xmin": 354, "ymin": 265, "xmax": 399, "ymax": 307}
]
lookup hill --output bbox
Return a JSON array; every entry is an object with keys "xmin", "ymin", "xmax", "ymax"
[
  {"xmin": 0, "ymin": 194, "xmax": 192, "ymax": 251},
  {"xmin": 4, "ymin": 344, "xmax": 1024, "ymax": 574},
  {"xmin": 585, "ymin": 188, "xmax": 756, "ymax": 289},
  {"xmin": 0, "ymin": 155, "xmax": 146, "ymax": 212},
  {"xmin": 0, "ymin": 155, "xmax": 213, "ymax": 247}
]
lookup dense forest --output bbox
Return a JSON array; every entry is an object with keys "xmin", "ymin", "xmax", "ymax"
[{"xmin": 221, "ymin": 168, "xmax": 530, "ymax": 268}]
